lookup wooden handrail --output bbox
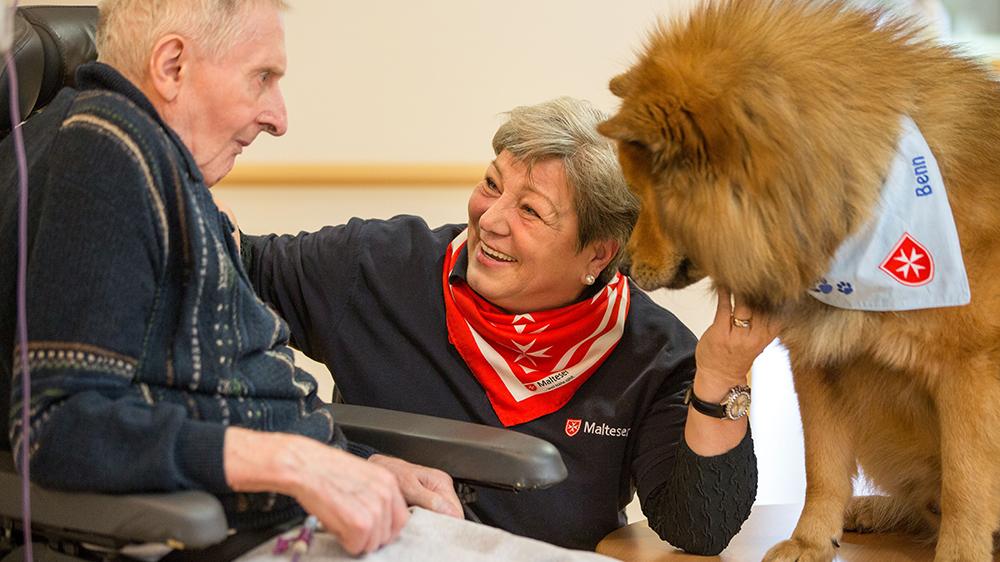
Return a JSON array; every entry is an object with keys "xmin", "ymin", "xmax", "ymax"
[{"xmin": 219, "ymin": 163, "xmax": 484, "ymax": 187}]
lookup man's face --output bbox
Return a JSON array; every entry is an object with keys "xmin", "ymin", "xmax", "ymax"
[{"xmin": 172, "ymin": 4, "xmax": 288, "ymax": 186}]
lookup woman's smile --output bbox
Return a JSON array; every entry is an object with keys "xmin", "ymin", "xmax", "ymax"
[{"xmin": 478, "ymin": 241, "xmax": 517, "ymax": 264}]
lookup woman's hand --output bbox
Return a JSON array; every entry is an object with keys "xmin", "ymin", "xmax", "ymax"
[
  {"xmin": 210, "ymin": 191, "xmax": 241, "ymax": 252},
  {"xmin": 684, "ymin": 288, "xmax": 781, "ymax": 456},
  {"xmin": 694, "ymin": 288, "xmax": 781, "ymax": 395},
  {"xmin": 369, "ymin": 454, "xmax": 464, "ymax": 518}
]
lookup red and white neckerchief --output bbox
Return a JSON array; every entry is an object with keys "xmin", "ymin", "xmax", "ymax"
[{"xmin": 442, "ymin": 229, "xmax": 630, "ymax": 427}]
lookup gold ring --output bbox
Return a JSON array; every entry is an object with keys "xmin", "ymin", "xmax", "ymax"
[{"xmin": 732, "ymin": 316, "xmax": 752, "ymax": 329}]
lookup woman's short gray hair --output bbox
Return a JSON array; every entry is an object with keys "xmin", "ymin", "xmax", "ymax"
[
  {"xmin": 97, "ymin": 0, "xmax": 287, "ymax": 81},
  {"xmin": 492, "ymin": 97, "xmax": 639, "ymax": 284}
]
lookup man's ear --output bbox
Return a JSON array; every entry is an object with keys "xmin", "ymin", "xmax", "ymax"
[{"xmin": 147, "ymin": 34, "xmax": 187, "ymax": 102}]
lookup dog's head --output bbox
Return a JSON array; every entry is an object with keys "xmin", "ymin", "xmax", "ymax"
[{"xmin": 599, "ymin": 0, "xmax": 917, "ymax": 311}]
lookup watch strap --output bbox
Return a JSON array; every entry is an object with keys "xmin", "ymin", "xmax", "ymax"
[{"xmin": 684, "ymin": 385, "xmax": 727, "ymax": 418}]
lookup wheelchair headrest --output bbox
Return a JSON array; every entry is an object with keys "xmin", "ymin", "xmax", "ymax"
[{"xmin": 0, "ymin": 6, "xmax": 98, "ymax": 135}]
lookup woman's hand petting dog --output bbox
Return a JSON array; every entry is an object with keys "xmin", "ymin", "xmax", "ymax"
[
  {"xmin": 684, "ymin": 288, "xmax": 780, "ymax": 457},
  {"xmin": 696, "ymin": 288, "xmax": 781, "ymax": 391}
]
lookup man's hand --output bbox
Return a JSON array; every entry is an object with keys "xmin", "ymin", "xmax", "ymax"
[
  {"xmin": 369, "ymin": 454, "xmax": 464, "ymax": 518},
  {"xmin": 224, "ymin": 427, "xmax": 409, "ymax": 555}
]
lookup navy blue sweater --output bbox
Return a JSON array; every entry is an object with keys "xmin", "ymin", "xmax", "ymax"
[
  {"xmin": 0, "ymin": 63, "xmax": 341, "ymax": 528},
  {"xmin": 243, "ymin": 216, "xmax": 757, "ymax": 552}
]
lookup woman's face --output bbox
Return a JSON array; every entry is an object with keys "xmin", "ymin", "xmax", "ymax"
[{"xmin": 465, "ymin": 150, "xmax": 611, "ymax": 313}]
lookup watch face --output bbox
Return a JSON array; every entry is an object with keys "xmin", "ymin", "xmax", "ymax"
[{"xmin": 725, "ymin": 388, "xmax": 751, "ymax": 420}]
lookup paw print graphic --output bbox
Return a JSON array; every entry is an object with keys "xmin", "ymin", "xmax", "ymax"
[
  {"xmin": 813, "ymin": 279, "xmax": 834, "ymax": 294},
  {"xmin": 837, "ymin": 282, "xmax": 854, "ymax": 295}
]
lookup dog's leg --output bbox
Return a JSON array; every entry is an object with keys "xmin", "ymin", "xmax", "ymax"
[
  {"xmin": 931, "ymin": 361, "xmax": 1000, "ymax": 562},
  {"xmin": 764, "ymin": 364, "xmax": 855, "ymax": 562}
]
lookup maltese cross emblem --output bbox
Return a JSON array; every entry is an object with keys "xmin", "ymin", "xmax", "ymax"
[
  {"xmin": 565, "ymin": 418, "xmax": 582, "ymax": 437},
  {"xmin": 879, "ymin": 233, "xmax": 934, "ymax": 286}
]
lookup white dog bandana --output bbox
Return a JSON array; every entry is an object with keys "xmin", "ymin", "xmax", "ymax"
[{"xmin": 808, "ymin": 115, "xmax": 970, "ymax": 311}]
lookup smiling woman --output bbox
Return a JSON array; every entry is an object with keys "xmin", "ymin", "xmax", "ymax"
[
  {"xmin": 240, "ymin": 96, "xmax": 779, "ymax": 554},
  {"xmin": 466, "ymin": 153, "xmax": 589, "ymax": 313}
]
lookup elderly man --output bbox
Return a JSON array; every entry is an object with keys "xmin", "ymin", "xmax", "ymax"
[{"xmin": 0, "ymin": 0, "xmax": 461, "ymax": 555}]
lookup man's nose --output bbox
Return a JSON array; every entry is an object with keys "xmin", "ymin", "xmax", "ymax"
[{"xmin": 260, "ymin": 91, "xmax": 288, "ymax": 137}]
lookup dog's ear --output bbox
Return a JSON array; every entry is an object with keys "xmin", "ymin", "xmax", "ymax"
[
  {"xmin": 608, "ymin": 73, "xmax": 631, "ymax": 98},
  {"xmin": 598, "ymin": 110, "xmax": 678, "ymax": 175},
  {"xmin": 600, "ymin": 73, "xmax": 654, "ymax": 147},
  {"xmin": 601, "ymin": 95, "xmax": 737, "ymax": 176},
  {"xmin": 604, "ymin": 41, "xmax": 743, "ymax": 174},
  {"xmin": 597, "ymin": 112, "xmax": 657, "ymax": 148}
]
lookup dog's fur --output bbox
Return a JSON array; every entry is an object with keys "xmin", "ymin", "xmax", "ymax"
[{"xmin": 598, "ymin": 1, "xmax": 1000, "ymax": 560}]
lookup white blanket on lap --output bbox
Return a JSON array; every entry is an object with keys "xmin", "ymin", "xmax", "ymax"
[{"xmin": 239, "ymin": 508, "xmax": 618, "ymax": 562}]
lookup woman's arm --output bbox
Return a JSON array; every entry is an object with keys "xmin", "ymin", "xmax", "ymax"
[
  {"xmin": 685, "ymin": 288, "xmax": 779, "ymax": 455},
  {"xmin": 639, "ymin": 289, "xmax": 779, "ymax": 554},
  {"xmin": 642, "ymin": 431, "xmax": 756, "ymax": 555},
  {"xmin": 238, "ymin": 223, "xmax": 363, "ymax": 361}
]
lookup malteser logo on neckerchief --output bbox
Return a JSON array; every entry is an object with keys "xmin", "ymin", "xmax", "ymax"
[
  {"xmin": 879, "ymin": 232, "xmax": 934, "ymax": 286},
  {"xmin": 565, "ymin": 418, "xmax": 581, "ymax": 437}
]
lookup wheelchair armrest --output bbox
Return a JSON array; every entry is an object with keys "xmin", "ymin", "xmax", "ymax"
[
  {"xmin": 329, "ymin": 403, "xmax": 568, "ymax": 492},
  {"xmin": 0, "ymin": 404, "xmax": 567, "ymax": 551},
  {"xmin": 0, "ymin": 455, "xmax": 228, "ymax": 549}
]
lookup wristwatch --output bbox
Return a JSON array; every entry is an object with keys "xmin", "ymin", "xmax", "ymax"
[{"xmin": 684, "ymin": 384, "xmax": 751, "ymax": 420}]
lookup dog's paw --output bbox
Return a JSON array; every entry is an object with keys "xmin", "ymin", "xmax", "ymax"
[{"xmin": 763, "ymin": 538, "xmax": 836, "ymax": 562}]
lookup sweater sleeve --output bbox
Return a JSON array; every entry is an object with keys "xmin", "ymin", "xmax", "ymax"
[
  {"xmin": 240, "ymin": 222, "xmax": 363, "ymax": 363},
  {"xmin": 9, "ymin": 118, "xmax": 229, "ymax": 494},
  {"xmin": 641, "ymin": 431, "xmax": 757, "ymax": 555},
  {"xmin": 626, "ymin": 312, "xmax": 756, "ymax": 555}
]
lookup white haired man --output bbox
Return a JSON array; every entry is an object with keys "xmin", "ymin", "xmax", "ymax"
[{"xmin": 0, "ymin": 0, "xmax": 461, "ymax": 555}]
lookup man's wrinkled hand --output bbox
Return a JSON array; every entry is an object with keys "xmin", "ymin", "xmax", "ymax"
[{"xmin": 224, "ymin": 429, "xmax": 410, "ymax": 556}]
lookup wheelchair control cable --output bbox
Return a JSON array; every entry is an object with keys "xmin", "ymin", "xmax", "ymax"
[{"xmin": 3, "ymin": 1, "xmax": 36, "ymax": 560}]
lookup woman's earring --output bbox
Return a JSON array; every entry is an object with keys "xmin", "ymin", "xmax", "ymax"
[{"xmin": 584, "ymin": 274, "xmax": 596, "ymax": 286}]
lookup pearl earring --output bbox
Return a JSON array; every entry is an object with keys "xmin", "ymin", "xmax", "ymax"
[{"xmin": 584, "ymin": 274, "xmax": 596, "ymax": 286}]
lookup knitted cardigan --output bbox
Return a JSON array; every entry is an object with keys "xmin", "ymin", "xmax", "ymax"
[{"xmin": 0, "ymin": 62, "xmax": 343, "ymax": 528}]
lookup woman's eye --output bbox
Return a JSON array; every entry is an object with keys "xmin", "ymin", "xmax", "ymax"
[
  {"xmin": 485, "ymin": 177, "xmax": 500, "ymax": 192},
  {"xmin": 522, "ymin": 205, "xmax": 539, "ymax": 218}
]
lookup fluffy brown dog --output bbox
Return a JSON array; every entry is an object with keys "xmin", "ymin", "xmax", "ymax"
[{"xmin": 598, "ymin": 1, "xmax": 1000, "ymax": 560}]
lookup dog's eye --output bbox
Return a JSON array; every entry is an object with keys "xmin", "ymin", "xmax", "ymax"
[{"xmin": 626, "ymin": 140, "xmax": 648, "ymax": 153}]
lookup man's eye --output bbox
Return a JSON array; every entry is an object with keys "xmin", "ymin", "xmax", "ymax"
[
  {"xmin": 485, "ymin": 177, "xmax": 500, "ymax": 192},
  {"xmin": 522, "ymin": 205, "xmax": 539, "ymax": 218}
]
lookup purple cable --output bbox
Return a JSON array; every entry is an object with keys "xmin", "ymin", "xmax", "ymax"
[{"xmin": 6, "ymin": 1, "xmax": 34, "ymax": 559}]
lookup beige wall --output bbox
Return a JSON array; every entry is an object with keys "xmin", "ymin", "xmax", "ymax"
[{"xmin": 25, "ymin": 0, "xmax": 700, "ymax": 162}]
